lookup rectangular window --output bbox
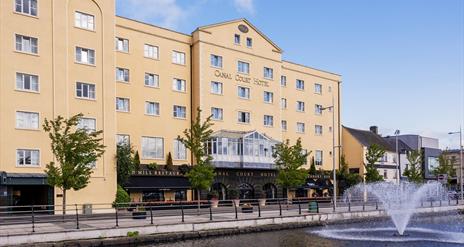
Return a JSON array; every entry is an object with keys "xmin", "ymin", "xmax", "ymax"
[
  {"xmin": 280, "ymin": 75, "xmax": 287, "ymax": 87},
  {"xmin": 281, "ymin": 98, "xmax": 287, "ymax": 109},
  {"xmin": 15, "ymin": 34, "xmax": 38, "ymax": 54},
  {"xmin": 116, "ymin": 67, "xmax": 129, "ymax": 82},
  {"xmin": 16, "ymin": 149, "xmax": 39, "ymax": 166},
  {"xmin": 74, "ymin": 11, "xmax": 95, "ymax": 30},
  {"xmin": 234, "ymin": 34, "xmax": 240, "ymax": 44},
  {"xmin": 281, "ymin": 120, "xmax": 287, "ymax": 131},
  {"xmin": 210, "ymin": 54, "xmax": 223, "ymax": 68},
  {"xmin": 115, "ymin": 37, "xmax": 129, "ymax": 52},
  {"xmin": 296, "ymin": 79, "xmax": 305, "ymax": 90},
  {"xmin": 116, "ymin": 97, "xmax": 130, "ymax": 112},
  {"xmin": 237, "ymin": 61, "xmax": 250, "ymax": 74},
  {"xmin": 173, "ymin": 139, "xmax": 187, "ymax": 160},
  {"xmin": 141, "ymin": 137, "xmax": 163, "ymax": 159},
  {"xmin": 16, "ymin": 72, "xmax": 39, "ymax": 92},
  {"xmin": 314, "ymin": 83, "xmax": 322, "ymax": 94},
  {"xmin": 172, "ymin": 78, "xmax": 186, "ymax": 92},
  {"xmin": 145, "ymin": 73, "xmax": 159, "ymax": 88},
  {"xmin": 75, "ymin": 47, "xmax": 95, "ymax": 65},
  {"xmin": 15, "ymin": 0, "xmax": 37, "ymax": 16},
  {"xmin": 173, "ymin": 105, "xmax": 186, "ymax": 118},
  {"xmin": 246, "ymin": 37, "xmax": 252, "ymax": 47},
  {"xmin": 211, "ymin": 81, "xmax": 223, "ymax": 95},
  {"xmin": 211, "ymin": 107, "xmax": 223, "ymax": 120},
  {"xmin": 264, "ymin": 91, "xmax": 273, "ymax": 103},
  {"xmin": 116, "ymin": 134, "xmax": 130, "ymax": 145},
  {"xmin": 264, "ymin": 115, "xmax": 273, "ymax": 127},
  {"xmin": 145, "ymin": 101, "xmax": 160, "ymax": 116},
  {"xmin": 77, "ymin": 117, "xmax": 96, "ymax": 132},
  {"xmin": 315, "ymin": 125, "xmax": 323, "ymax": 135},
  {"xmin": 263, "ymin": 67, "xmax": 273, "ymax": 79},
  {"xmin": 172, "ymin": 51, "xmax": 185, "ymax": 65},
  {"xmin": 238, "ymin": 111, "xmax": 250, "ymax": 123},
  {"xmin": 237, "ymin": 86, "xmax": 250, "ymax": 99},
  {"xmin": 297, "ymin": 122, "xmax": 305, "ymax": 133},
  {"xmin": 315, "ymin": 104, "xmax": 323, "ymax": 115},
  {"xmin": 144, "ymin": 44, "xmax": 159, "ymax": 59},
  {"xmin": 315, "ymin": 150, "xmax": 323, "ymax": 166},
  {"xmin": 16, "ymin": 111, "xmax": 39, "ymax": 129},
  {"xmin": 296, "ymin": 101, "xmax": 305, "ymax": 112},
  {"xmin": 76, "ymin": 82, "xmax": 96, "ymax": 99}
]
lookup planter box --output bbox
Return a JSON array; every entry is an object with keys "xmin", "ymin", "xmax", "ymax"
[
  {"xmin": 258, "ymin": 199, "xmax": 266, "ymax": 207},
  {"xmin": 210, "ymin": 199, "xmax": 219, "ymax": 208},
  {"xmin": 132, "ymin": 211, "xmax": 147, "ymax": 219}
]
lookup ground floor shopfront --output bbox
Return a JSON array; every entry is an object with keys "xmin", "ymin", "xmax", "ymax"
[{"xmin": 0, "ymin": 172, "xmax": 54, "ymax": 207}]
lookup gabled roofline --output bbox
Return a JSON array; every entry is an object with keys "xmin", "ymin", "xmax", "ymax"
[
  {"xmin": 194, "ymin": 18, "xmax": 283, "ymax": 53},
  {"xmin": 116, "ymin": 15, "xmax": 192, "ymax": 37}
]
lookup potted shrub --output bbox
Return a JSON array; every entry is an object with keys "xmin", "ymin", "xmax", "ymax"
[
  {"xmin": 132, "ymin": 205, "xmax": 147, "ymax": 219},
  {"xmin": 241, "ymin": 203, "xmax": 253, "ymax": 213},
  {"xmin": 258, "ymin": 193, "xmax": 267, "ymax": 207},
  {"xmin": 147, "ymin": 162, "xmax": 158, "ymax": 170},
  {"xmin": 208, "ymin": 191, "xmax": 219, "ymax": 208},
  {"xmin": 228, "ymin": 189, "xmax": 240, "ymax": 207}
]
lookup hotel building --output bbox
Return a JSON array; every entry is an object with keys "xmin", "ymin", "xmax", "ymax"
[{"xmin": 0, "ymin": 0, "xmax": 341, "ymax": 206}]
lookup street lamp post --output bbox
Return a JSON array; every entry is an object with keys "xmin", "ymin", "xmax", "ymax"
[
  {"xmin": 395, "ymin": 130, "xmax": 400, "ymax": 184},
  {"xmin": 449, "ymin": 127, "xmax": 463, "ymax": 200},
  {"xmin": 321, "ymin": 93, "xmax": 337, "ymax": 209}
]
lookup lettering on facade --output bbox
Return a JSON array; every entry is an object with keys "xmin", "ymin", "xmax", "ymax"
[{"xmin": 214, "ymin": 70, "xmax": 269, "ymax": 87}]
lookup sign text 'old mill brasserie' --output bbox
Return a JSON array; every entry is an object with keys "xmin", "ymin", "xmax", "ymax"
[{"xmin": 214, "ymin": 70, "xmax": 269, "ymax": 87}]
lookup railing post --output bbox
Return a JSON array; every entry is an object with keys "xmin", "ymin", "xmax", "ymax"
[
  {"xmin": 375, "ymin": 200, "xmax": 378, "ymax": 210},
  {"xmin": 181, "ymin": 202, "xmax": 185, "ymax": 223},
  {"xmin": 348, "ymin": 201, "xmax": 351, "ymax": 212},
  {"xmin": 298, "ymin": 199, "xmax": 301, "ymax": 215},
  {"xmin": 439, "ymin": 199, "xmax": 442, "ymax": 207},
  {"xmin": 75, "ymin": 204, "xmax": 79, "ymax": 229},
  {"xmin": 278, "ymin": 199, "xmax": 282, "ymax": 216},
  {"xmin": 421, "ymin": 200, "xmax": 423, "ymax": 207},
  {"xmin": 150, "ymin": 204, "xmax": 154, "ymax": 225},
  {"xmin": 31, "ymin": 205, "xmax": 35, "ymax": 233},
  {"xmin": 316, "ymin": 201, "xmax": 319, "ymax": 213},
  {"xmin": 115, "ymin": 204, "xmax": 119, "ymax": 227},
  {"xmin": 430, "ymin": 200, "xmax": 433, "ymax": 208},
  {"xmin": 332, "ymin": 198, "xmax": 336, "ymax": 212},
  {"xmin": 258, "ymin": 200, "xmax": 261, "ymax": 217},
  {"xmin": 457, "ymin": 197, "xmax": 459, "ymax": 205},
  {"xmin": 362, "ymin": 201, "xmax": 365, "ymax": 211},
  {"xmin": 209, "ymin": 203, "xmax": 213, "ymax": 221},
  {"xmin": 234, "ymin": 200, "xmax": 238, "ymax": 219}
]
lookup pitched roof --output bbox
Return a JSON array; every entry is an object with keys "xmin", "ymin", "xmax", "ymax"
[
  {"xmin": 343, "ymin": 126, "xmax": 395, "ymax": 152},
  {"xmin": 383, "ymin": 137, "xmax": 413, "ymax": 153},
  {"xmin": 195, "ymin": 18, "xmax": 283, "ymax": 53},
  {"xmin": 211, "ymin": 129, "xmax": 279, "ymax": 143}
]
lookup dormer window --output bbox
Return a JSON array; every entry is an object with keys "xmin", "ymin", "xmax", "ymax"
[
  {"xmin": 246, "ymin": 37, "xmax": 252, "ymax": 47},
  {"xmin": 234, "ymin": 34, "xmax": 240, "ymax": 45}
]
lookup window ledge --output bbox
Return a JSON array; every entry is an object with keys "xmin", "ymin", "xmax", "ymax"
[
  {"xmin": 13, "ymin": 11, "xmax": 39, "ymax": 19},
  {"xmin": 14, "ymin": 50, "xmax": 39, "ymax": 57},
  {"xmin": 15, "ymin": 89, "xmax": 40, "ymax": 94},
  {"xmin": 75, "ymin": 61, "xmax": 96, "ymax": 67}
]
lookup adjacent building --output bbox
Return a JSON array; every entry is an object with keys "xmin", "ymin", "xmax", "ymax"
[
  {"xmin": 0, "ymin": 0, "xmax": 341, "ymax": 206},
  {"xmin": 443, "ymin": 149, "xmax": 463, "ymax": 187}
]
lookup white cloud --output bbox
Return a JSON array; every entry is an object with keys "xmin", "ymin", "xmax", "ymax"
[
  {"xmin": 234, "ymin": 0, "xmax": 254, "ymax": 14},
  {"xmin": 118, "ymin": 0, "xmax": 186, "ymax": 29}
]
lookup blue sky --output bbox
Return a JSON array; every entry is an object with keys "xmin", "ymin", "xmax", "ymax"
[{"xmin": 116, "ymin": 0, "xmax": 464, "ymax": 149}]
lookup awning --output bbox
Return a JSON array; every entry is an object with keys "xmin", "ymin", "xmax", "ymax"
[
  {"xmin": 0, "ymin": 172, "xmax": 48, "ymax": 185},
  {"xmin": 125, "ymin": 176, "xmax": 191, "ymax": 191}
]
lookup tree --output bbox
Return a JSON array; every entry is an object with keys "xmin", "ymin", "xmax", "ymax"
[
  {"xmin": 403, "ymin": 150, "xmax": 423, "ymax": 184},
  {"xmin": 337, "ymin": 155, "xmax": 362, "ymax": 194},
  {"xmin": 116, "ymin": 143, "xmax": 136, "ymax": 185},
  {"xmin": 133, "ymin": 151, "xmax": 141, "ymax": 171},
  {"xmin": 364, "ymin": 144, "xmax": 385, "ymax": 183},
  {"xmin": 433, "ymin": 152, "xmax": 456, "ymax": 185},
  {"xmin": 309, "ymin": 157, "xmax": 317, "ymax": 175},
  {"xmin": 177, "ymin": 108, "xmax": 215, "ymax": 211},
  {"xmin": 165, "ymin": 152, "xmax": 174, "ymax": 171},
  {"xmin": 43, "ymin": 114, "xmax": 105, "ymax": 214},
  {"xmin": 273, "ymin": 138, "xmax": 309, "ymax": 198},
  {"xmin": 113, "ymin": 184, "xmax": 130, "ymax": 207}
]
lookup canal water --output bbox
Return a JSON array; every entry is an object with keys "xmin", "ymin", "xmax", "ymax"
[{"xmin": 153, "ymin": 214, "xmax": 464, "ymax": 247}]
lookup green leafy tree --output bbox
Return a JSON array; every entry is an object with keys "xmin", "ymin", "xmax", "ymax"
[
  {"xmin": 403, "ymin": 150, "xmax": 423, "ymax": 184},
  {"xmin": 433, "ymin": 152, "xmax": 456, "ymax": 185},
  {"xmin": 116, "ymin": 143, "xmax": 136, "ymax": 185},
  {"xmin": 309, "ymin": 157, "xmax": 317, "ymax": 175},
  {"xmin": 43, "ymin": 113, "xmax": 105, "ymax": 214},
  {"xmin": 165, "ymin": 152, "xmax": 175, "ymax": 171},
  {"xmin": 133, "ymin": 151, "xmax": 141, "ymax": 171},
  {"xmin": 337, "ymin": 155, "xmax": 362, "ymax": 194},
  {"xmin": 273, "ymin": 138, "xmax": 309, "ymax": 198},
  {"xmin": 364, "ymin": 144, "xmax": 385, "ymax": 183},
  {"xmin": 113, "ymin": 184, "xmax": 130, "ymax": 208},
  {"xmin": 177, "ymin": 108, "xmax": 215, "ymax": 211}
]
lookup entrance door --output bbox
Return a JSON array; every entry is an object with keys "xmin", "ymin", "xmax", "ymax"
[
  {"xmin": 239, "ymin": 183, "xmax": 254, "ymax": 199},
  {"xmin": 11, "ymin": 185, "xmax": 52, "ymax": 206}
]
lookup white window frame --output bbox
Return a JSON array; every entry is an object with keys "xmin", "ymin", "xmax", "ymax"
[
  {"xmin": 173, "ymin": 139, "xmax": 187, "ymax": 160},
  {"xmin": 144, "ymin": 44, "xmax": 159, "ymax": 59},
  {"xmin": 115, "ymin": 37, "xmax": 129, "ymax": 52},
  {"xmin": 77, "ymin": 117, "xmax": 96, "ymax": 132},
  {"xmin": 297, "ymin": 122, "xmax": 305, "ymax": 133},
  {"xmin": 145, "ymin": 101, "xmax": 160, "ymax": 116},
  {"xmin": 296, "ymin": 79, "xmax": 305, "ymax": 90},
  {"xmin": 264, "ymin": 91, "xmax": 273, "ymax": 103},
  {"xmin": 263, "ymin": 67, "xmax": 273, "ymax": 79},
  {"xmin": 315, "ymin": 125, "xmax": 323, "ymax": 135},
  {"xmin": 15, "ymin": 0, "xmax": 38, "ymax": 16},
  {"xmin": 281, "ymin": 75, "xmax": 287, "ymax": 87},
  {"xmin": 238, "ymin": 86, "xmax": 250, "ymax": 99},
  {"xmin": 296, "ymin": 101, "xmax": 305, "ymax": 112},
  {"xmin": 173, "ymin": 105, "xmax": 186, "ymax": 119},
  {"xmin": 75, "ymin": 46, "xmax": 95, "ymax": 65},
  {"xmin": 264, "ymin": 115, "xmax": 274, "ymax": 127},
  {"xmin": 116, "ymin": 134, "xmax": 130, "ymax": 146},
  {"xmin": 16, "ymin": 149, "xmax": 40, "ymax": 167},
  {"xmin": 16, "ymin": 72, "xmax": 39, "ymax": 92},
  {"xmin": 281, "ymin": 98, "xmax": 287, "ymax": 109},
  {"xmin": 314, "ymin": 83, "xmax": 323, "ymax": 94},
  {"xmin": 211, "ymin": 81, "xmax": 223, "ymax": 95},
  {"xmin": 237, "ymin": 61, "xmax": 250, "ymax": 74},
  {"xmin": 76, "ymin": 82, "xmax": 96, "ymax": 100},
  {"xmin": 237, "ymin": 111, "xmax": 250, "ymax": 123},
  {"xmin": 16, "ymin": 111, "xmax": 39, "ymax": 130},
  {"xmin": 15, "ymin": 34, "xmax": 38, "ymax": 54},
  {"xmin": 246, "ymin": 37, "xmax": 252, "ymax": 47},
  {"xmin": 172, "ymin": 51, "xmax": 185, "ymax": 65},
  {"xmin": 74, "ymin": 11, "xmax": 95, "ymax": 31},
  {"xmin": 116, "ymin": 67, "xmax": 129, "ymax": 82},
  {"xmin": 172, "ymin": 78, "xmax": 186, "ymax": 92},
  {"xmin": 234, "ymin": 34, "xmax": 240, "ymax": 45},
  {"xmin": 141, "ymin": 137, "xmax": 164, "ymax": 159},
  {"xmin": 315, "ymin": 104, "xmax": 323, "ymax": 115},
  {"xmin": 116, "ymin": 97, "xmax": 130, "ymax": 112},
  {"xmin": 144, "ymin": 73, "xmax": 159, "ymax": 88},
  {"xmin": 315, "ymin": 150, "xmax": 323, "ymax": 166},
  {"xmin": 210, "ymin": 54, "xmax": 223, "ymax": 68},
  {"xmin": 211, "ymin": 107, "xmax": 223, "ymax": 120},
  {"xmin": 281, "ymin": 120, "xmax": 287, "ymax": 131}
]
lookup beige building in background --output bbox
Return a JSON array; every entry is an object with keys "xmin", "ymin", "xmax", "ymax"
[{"xmin": 0, "ymin": 0, "xmax": 341, "ymax": 207}]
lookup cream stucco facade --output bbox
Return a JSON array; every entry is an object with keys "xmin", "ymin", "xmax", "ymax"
[{"xmin": 0, "ymin": 0, "xmax": 341, "ymax": 206}]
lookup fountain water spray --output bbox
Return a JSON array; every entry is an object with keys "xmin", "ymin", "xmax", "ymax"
[{"xmin": 344, "ymin": 181, "xmax": 446, "ymax": 235}]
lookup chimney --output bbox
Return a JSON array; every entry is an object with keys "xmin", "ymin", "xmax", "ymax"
[{"xmin": 369, "ymin": 126, "xmax": 378, "ymax": 135}]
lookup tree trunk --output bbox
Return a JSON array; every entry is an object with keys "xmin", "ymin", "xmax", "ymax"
[
  {"xmin": 62, "ymin": 189, "xmax": 66, "ymax": 215},
  {"xmin": 197, "ymin": 189, "xmax": 201, "ymax": 214}
]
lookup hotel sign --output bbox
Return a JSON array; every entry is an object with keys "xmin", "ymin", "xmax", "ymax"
[{"xmin": 214, "ymin": 70, "xmax": 269, "ymax": 87}]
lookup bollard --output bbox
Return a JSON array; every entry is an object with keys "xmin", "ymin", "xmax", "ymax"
[
  {"xmin": 150, "ymin": 205, "xmax": 154, "ymax": 225},
  {"xmin": 234, "ymin": 200, "xmax": 238, "ymax": 219},
  {"xmin": 209, "ymin": 204, "xmax": 213, "ymax": 221},
  {"xmin": 75, "ymin": 204, "xmax": 80, "ymax": 229},
  {"xmin": 258, "ymin": 201, "xmax": 261, "ymax": 217},
  {"xmin": 278, "ymin": 200, "xmax": 282, "ymax": 216},
  {"xmin": 31, "ymin": 205, "xmax": 35, "ymax": 233},
  {"xmin": 115, "ymin": 205, "xmax": 119, "ymax": 227},
  {"xmin": 181, "ymin": 203, "xmax": 185, "ymax": 223}
]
